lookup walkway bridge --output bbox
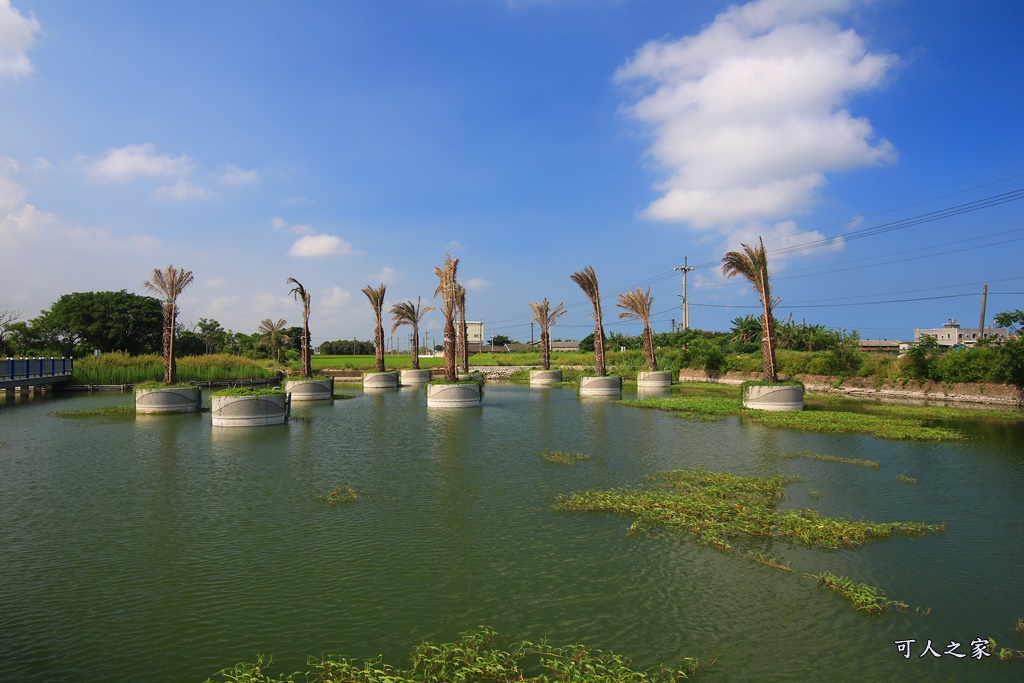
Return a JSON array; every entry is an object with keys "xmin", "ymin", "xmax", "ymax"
[{"xmin": 2, "ymin": 358, "xmax": 74, "ymax": 396}]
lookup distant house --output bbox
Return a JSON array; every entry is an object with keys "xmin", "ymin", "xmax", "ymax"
[
  {"xmin": 859, "ymin": 339, "xmax": 901, "ymax": 353},
  {"xmin": 914, "ymin": 319, "xmax": 1008, "ymax": 348}
]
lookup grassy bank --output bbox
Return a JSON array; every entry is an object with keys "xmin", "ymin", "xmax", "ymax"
[{"xmin": 70, "ymin": 351, "xmax": 279, "ymax": 385}]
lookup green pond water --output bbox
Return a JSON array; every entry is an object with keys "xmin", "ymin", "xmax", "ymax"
[{"xmin": 0, "ymin": 385, "xmax": 1022, "ymax": 682}]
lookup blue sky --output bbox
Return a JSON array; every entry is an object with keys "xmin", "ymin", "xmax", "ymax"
[{"xmin": 1, "ymin": 0, "xmax": 1022, "ymax": 349}]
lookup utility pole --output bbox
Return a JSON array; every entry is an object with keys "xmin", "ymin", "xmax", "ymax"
[
  {"xmin": 671, "ymin": 317, "xmax": 676, "ymax": 333},
  {"xmin": 531, "ymin": 322, "xmax": 534, "ymax": 344},
  {"xmin": 978, "ymin": 284, "xmax": 988, "ymax": 341},
  {"xmin": 674, "ymin": 257, "xmax": 695, "ymax": 329}
]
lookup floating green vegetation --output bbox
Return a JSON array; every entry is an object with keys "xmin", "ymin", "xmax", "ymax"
[
  {"xmin": 807, "ymin": 489, "xmax": 820, "ymax": 500},
  {"xmin": 1017, "ymin": 617, "xmax": 1024, "ymax": 635},
  {"xmin": 620, "ymin": 396, "xmax": 967, "ymax": 441},
  {"xmin": 540, "ymin": 450, "xmax": 591, "ymax": 466},
  {"xmin": 332, "ymin": 393, "xmax": 358, "ymax": 400},
  {"xmin": 318, "ymin": 485, "xmax": 358, "ymax": 505},
  {"xmin": 812, "ymin": 572, "xmax": 919, "ymax": 616},
  {"xmin": 204, "ymin": 626, "xmax": 711, "ymax": 683},
  {"xmin": 985, "ymin": 638, "xmax": 1023, "ymax": 661},
  {"xmin": 779, "ymin": 451, "xmax": 880, "ymax": 470},
  {"xmin": 49, "ymin": 404, "xmax": 135, "ymax": 418},
  {"xmin": 554, "ymin": 469, "xmax": 943, "ymax": 553},
  {"xmin": 896, "ymin": 473, "xmax": 918, "ymax": 485}
]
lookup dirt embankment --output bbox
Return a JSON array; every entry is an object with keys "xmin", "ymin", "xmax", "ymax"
[{"xmin": 678, "ymin": 370, "xmax": 1024, "ymax": 408}]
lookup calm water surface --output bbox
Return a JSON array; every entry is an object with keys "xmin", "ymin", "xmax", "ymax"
[{"xmin": 0, "ymin": 385, "xmax": 1022, "ymax": 682}]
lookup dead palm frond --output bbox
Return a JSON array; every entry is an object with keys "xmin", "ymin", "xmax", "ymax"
[
  {"xmin": 722, "ymin": 237, "xmax": 778, "ymax": 383},
  {"xmin": 390, "ymin": 296, "xmax": 435, "ymax": 370}
]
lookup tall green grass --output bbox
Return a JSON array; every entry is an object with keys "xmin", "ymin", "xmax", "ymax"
[{"xmin": 70, "ymin": 351, "xmax": 279, "ymax": 384}]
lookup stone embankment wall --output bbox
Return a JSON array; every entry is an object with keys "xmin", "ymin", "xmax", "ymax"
[{"xmin": 678, "ymin": 370, "xmax": 1023, "ymax": 408}]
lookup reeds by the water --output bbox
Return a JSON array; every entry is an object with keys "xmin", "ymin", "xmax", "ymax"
[
  {"xmin": 540, "ymin": 450, "xmax": 591, "ymax": 466},
  {"xmin": 779, "ymin": 451, "xmax": 880, "ymax": 470},
  {"xmin": 70, "ymin": 352, "xmax": 279, "ymax": 385}
]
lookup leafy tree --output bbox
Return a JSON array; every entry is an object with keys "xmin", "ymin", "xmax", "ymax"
[
  {"xmin": 361, "ymin": 283, "xmax": 388, "ymax": 372},
  {"xmin": 175, "ymin": 329, "xmax": 205, "ymax": 357},
  {"xmin": 616, "ymin": 287, "xmax": 658, "ymax": 371},
  {"xmin": 570, "ymin": 266, "xmax": 607, "ymax": 376},
  {"xmin": 0, "ymin": 309, "xmax": 21, "ymax": 357},
  {"xmin": 257, "ymin": 318, "xmax": 289, "ymax": 362},
  {"xmin": 729, "ymin": 315, "xmax": 762, "ymax": 345},
  {"xmin": 722, "ymin": 239, "xmax": 778, "ymax": 383},
  {"xmin": 824, "ymin": 330, "xmax": 863, "ymax": 376},
  {"xmin": 33, "ymin": 291, "xmax": 163, "ymax": 357},
  {"xmin": 286, "ymin": 278, "xmax": 313, "ymax": 377},
  {"xmin": 994, "ymin": 338, "xmax": 1024, "ymax": 386},
  {"xmin": 390, "ymin": 296, "xmax": 435, "ymax": 370},
  {"xmin": 994, "ymin": 309, "xmax": 1024, "ymax": 336},
  {"xmin": 143, "ymin": 265, "xmax": 195, "ymax": 384},
  {"xmin": 196, "ymin": 318, "xmax": 227, "ymax": 355},
  {"xmin": 433, "ymin": 253, "xmax": 460, "ymax": 381}
]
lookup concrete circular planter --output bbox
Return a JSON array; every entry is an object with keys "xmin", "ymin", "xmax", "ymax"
[
  {"xmin": 637, "ymin": 371, "xmax": 672, "ymax": 387},
  {"xmin": 529, "ymin": 369, "xmax": 562, "ymax": 385},
  {"xmin": 400, "ymin": 369, "xmax": 432, "ymax": 385},
  {"xmin": 211, "ymin": 393, "xmax": 290, "ymax": 426},
  {"xmin": 426, "ymin": 382, "xmax": 483, "ymax": 408},
  {"xmin": 742, "ymin": 384, "xmax": 805, "ymax": 411},
  {"xmin": 578, "ymin": 375, "xmax": 622, "ymax": 396},
  {"xmin": 363, "ymin": 371, "xmax": 399, "ymax": 389},
  {"xmin": 134, "ymin": 386, "xmax": 202, "ymax": 414},
  {"xmin": 285, "ymin": 378, "xmax": 334, "ymax": 401}
]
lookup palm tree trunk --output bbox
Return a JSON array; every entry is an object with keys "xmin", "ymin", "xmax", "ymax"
[
  {"xmin": 594, "ymin": 319, "xmax": 606, "ymax": 377},
  {"xmin": 411, "ymin": 327, "xmax": 420, "ymax": 370},
  {"xmin": 759, "ymin": 267, "xmax": 778, "ymax": 383},
  {"xmin": 444, "ymin": 318, "xmax": 456, "ymax": 381},
  {"xmin": 375, "ymin": 320, "xmax": 385, "ymax": 372},
  {"xmin": 643, "ymin": 324, "xmax": 658, "ymax": 371},
  {"xmin": 460, "ymin": 318, "xmax": 469, "ymax": 373},
  {"xmin": 541, "ymin": 329, "xmax": 550, "ymax": 371},
  {"xmin": 166, "ymin": 303, "xmax": 177, "ymax": 384}
]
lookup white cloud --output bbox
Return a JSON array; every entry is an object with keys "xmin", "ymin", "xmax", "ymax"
[
  {"xmin": 87, "ymin": 143, "xmax": 194, "ymax": 183},
  {"xmin": 444, "ymin": 240, "xmax": 464, "ymax": 251},
  {"xmin": 271, "ymin": 216, "xmax": 313, "ymax": 235},
  {"xmin": 0, "ymin": 0, "xmax": 40, "ymax": 79},
  {"xmin": 376, "ymin": 266, "xmax": 396, "ymax": 283},
  {"xmin": 320, "ymin": 286, "xmax": 352, "ymax": 308},
  {"xmin": 288, "ymin": 233, "xmax": 352, "ymax": 258},
  {"xmin": 464, "ymin": 278, "xmax": 491, "ymax": 291},
  {"xmin": 617, "ymin": 0, "xmax": 896, "ymax": 232},
  {"xmin": 221, "ymin": 164, "xmax": 260, "ymax": 186},
  {"xmin": 150, "ymin": 180, "xmax": 209, "ymax": 202},
  {"xmin": 204, "ymin": 276, "xmax": 228, "ymax": 289}
]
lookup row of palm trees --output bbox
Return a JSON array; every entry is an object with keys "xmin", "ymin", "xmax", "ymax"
[{"xmin": 144, "ymin": 237, "xmax": 779, "ymax": 387}]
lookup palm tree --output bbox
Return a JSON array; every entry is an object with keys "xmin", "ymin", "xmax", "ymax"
[
  {"xmin": 455, "ymin": 284, "xmax": 469, "ymax": 373},
  {"xmin": 143, "ymin": 264, "xmax": 194, "ymax": 384},
  {"xmin": 722, "ymin": 237, "xmax": 778, "ymax": 383},
  {"xmin": 286, "ymin": 277, "xmax": 312, "ymax": 378},
  {"xmin": 390, "ymin": 296, "xmax": 435, "ymax": 370},
  {"xmin": 617, "ymin": 287, "xmax": 657, "ymax": 371},
  {"xmin": 570, "ymin": 266, "xmax": 606, "ymax": 377},
  {"xmin": 529, "ymin": 298, "xmax": 567, "ymax": 371},
  {"xmin": 729, "ymin": 315, "xmax": 762, "ymax": 344},
  {"xmin": 433, "ymin": 254, "xmax": 460, "ymax": 381},
  {"xmin": 362, "ymin": 283, "xmax": 388, "ymax": 372},
  {"xmin": 258, "ymin": 318, "xmax": 290, "ymax": 362}
]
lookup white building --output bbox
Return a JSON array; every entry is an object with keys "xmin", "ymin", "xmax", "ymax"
[{"xmin": 913, "ymin": 319, "xmax": 1008, "ymax": 347}]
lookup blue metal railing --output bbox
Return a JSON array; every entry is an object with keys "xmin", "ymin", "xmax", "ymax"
[{"xmin": 1, "ymin": 357, "xmax": 74, "ymax": 381}]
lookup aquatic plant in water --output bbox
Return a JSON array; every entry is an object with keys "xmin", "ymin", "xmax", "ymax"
[
  {"xmin": 204, "ymin": 626, "xmax": 712, "ymax": 682},
  {"xmin": 812, "ymin": 572, "xmax": 919, "ymax": 616},
  {"xmin": 779, "ymin": 451, "xmax": 880, "ymax": 470},
  {"xmin": 540, "ymin": 450, "xmax": 591, "ymax": 466},
  {"xmin": 318, "ymin": 485, "xmax": 358, "ymax": 505}
]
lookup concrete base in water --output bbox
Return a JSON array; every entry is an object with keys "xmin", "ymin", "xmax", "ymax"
[
  {"xmin": 363, "ymin": 371, "xmax": 399, "ymax": 389},
  {"xmin": 134, "ymin": 386, "xmax": 202, "ymax": 414},
  {"xmin": 578, "ymin": 375, "xmax": 622, "ymax": 396},
  {"xmin": 637, "ymin": 371, "xmax": 671, "ymax": 387},
  {"xmin": 285, "ymin": 378, "xmax": 334, "ymax": 401},
  {"xmin": 742, "ymin": 384, "xmax": 805, "ymax": 411},
  {"xmin": 426, "ymin": 382, "xmax": 483, "ymax": 408},
  {"xmin": 212, "ymin": 394, "xmax": 290, "ymax": 426},
  {"xmin": 400, "ymin": 369, "xmax": 432, "ymax": 385},
  {"xmin": 530, "ymin": 369, "xmax": 562, "ymax": 385}
]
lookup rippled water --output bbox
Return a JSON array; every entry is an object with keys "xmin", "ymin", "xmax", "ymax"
[{"xmin": 0, "ymin": 385, "xmax": 1022, "ymax": 682}]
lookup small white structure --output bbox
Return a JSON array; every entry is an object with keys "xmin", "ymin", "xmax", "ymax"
[
  {"xmin": 400, "ymin": 369, "xmax": 432, "ymax": 385},
  {"xmin": 637, "ymin": 371, "xmax": 671, "ymax": 387},
  {"xmin": 426, "ymin": 382, "xmax": 483, "ymax": 407},
  {"xmin": 742, "ymin": 384, "xmax": 804, "ymax": 411},
  {"xmin": 530, "ymin": 369, "xmax": 562, "ymax": 385},
  {"xmin": 212, "ymin": 392, "xmax": 290, "ymax": 426},
  {"xmin": 363, "ymin": 371, "xmax": 399, "ymax": 389},
  {"xmin": 579, "ymin": 375, "xmax": 622, "ymax": 396},
  {"xmin": 285, "ymin": 378, "xmax": 334, "ymax": 401}
]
